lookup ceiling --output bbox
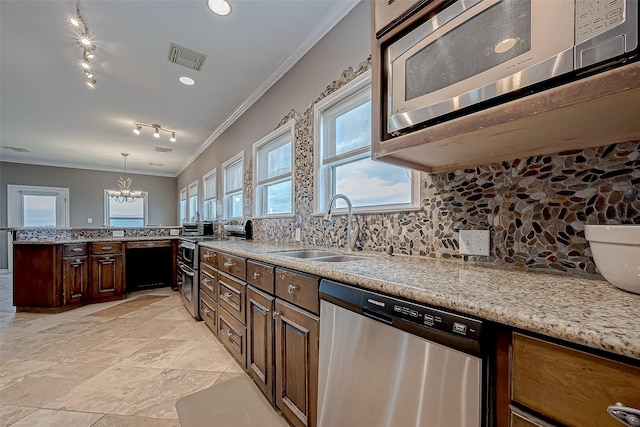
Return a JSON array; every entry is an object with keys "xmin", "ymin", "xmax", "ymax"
[{"xmin": 0, "ymin": 0, "xmax": 359, "ymax": 177}]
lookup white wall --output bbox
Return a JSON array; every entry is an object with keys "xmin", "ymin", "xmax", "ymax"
[{"xmin": 176, "ymin": 2, "xmax": 371, "ymax": 207}]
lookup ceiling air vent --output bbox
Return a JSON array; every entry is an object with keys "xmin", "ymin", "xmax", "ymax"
[
  {"xmin": 149, "ymin": 162, "xmax": 164, "ymax": 167},
  {"xmin": 155, "ymin": 147, "xmax": 172, "ymax": 153},
  {"xmin": 3, "ymin": 146, "xmax": 29, "ymax": 152},
  {"xmin": 167, "ymin": 43, "xmax": 207, "ymax": 71}
]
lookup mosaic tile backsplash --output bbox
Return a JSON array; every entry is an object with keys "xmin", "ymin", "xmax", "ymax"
[
  {"xmin": 15, "ymin": 227, "xmax": 180, "ymax": 241},
  {"xmin": 249, "ymin": 58, "xmax": 640, "ymax": 279}
]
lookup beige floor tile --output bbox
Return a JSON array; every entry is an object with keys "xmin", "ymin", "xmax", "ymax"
[
  {"xmin": 91, "ymin": 414, "xmax": 181, "ymax": 427},
  {"xmin": 0, "ymin": 362, "xmax": 107, "ymax": 407},
  {"xmin": 154, "ymin": 306, "xmax": 194, "ymax": 321},
  {"xmin": 170, "ymin": 336, "xmax": 235, "ymax": 372},
  {"xmin": 28, "ymin": 333, "xmax": 109, "ymax": 363},
  {"xmin": 214, "ymin": 371, "xmax": 245, "ymax": 384},
  {"xmin": 225, "ymin": 358, "xmax": 246, "ymax": 374},
  {"xmin": 0, "ymin": 405, "xmax": 37, "ymax": 427},
  {"xmin": 0, "ymin": 360, "xmax": 58, "ymax": 390},
  {"xmin": 119, "ymin": 305, "xmax": 175, "ymax": 319},
  {"xmin": 118, "ymin": 339, "xmax": 199, "ymax": 369},
  {"xmin": 0, "ymin": 328, "xmax": 29, "ymax": 343},
  {"xmin": 158, "ymin": 320, "xmax": 211, "ymax": 341},
  {"xmin": 111, "ymin": 369, "xmax": 221, "ymax": 419},
  {"xmin": 149, "ymin": 295, "xmax": 184, "ymax": 308},
  {"xmin": 9, "ymin": 408, "xmax": 102, "ymax": 427},
  {"xmin": 45, "ymin": 366, "xmax": 163, "ymax": 413}
]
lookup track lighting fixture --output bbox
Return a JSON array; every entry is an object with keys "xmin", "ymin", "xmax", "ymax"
[
  {"xmin": 131, "ymin": 123, "xmax": 178, "ymax": 142},
  {"xmin": 69, "ymin": 2, "xmax": 97, "ymax": 88}
]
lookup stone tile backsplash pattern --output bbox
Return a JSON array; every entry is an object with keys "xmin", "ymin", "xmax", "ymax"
[
  {"xmin": 251, "ymin": 57, "xmax": 640, "ymax": 279},
  {"xmin": 16, "ymin": 227, "xmax": 179, "ymax": 241}
]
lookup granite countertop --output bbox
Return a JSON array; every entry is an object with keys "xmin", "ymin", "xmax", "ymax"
[
  {"xmin": 13, "ymin": 235, "xmax": 182, "ymax": 245},
  {"xmin": 200, "ymin": 240, "xmax": 640, "ymax": 361}
]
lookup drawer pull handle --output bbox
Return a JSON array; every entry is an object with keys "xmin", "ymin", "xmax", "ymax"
[
  {"xmin": 223, "ymin": 292, "xmax": 234, "ymax": 299},
  {"xmin": 288, "ymin": 284, "xmax": 298, "ymax": 294},
  {"xmin": 608, "ymin": 402, "xmax": 640, "ymax": 427},
  {"xmin": 204, "ymin": 308, "xmax": 211, "ymax": 314},
  {"xmin": 253, "ymin": 272, "xmax": 260, "ymax": 280},
  {"xmin": 71, "ymin": 248, "xmax": 83, "ymax": 252},
  {"xmin": 254, "ymin": 305, "xmax": 269, "ymax": 315},
  {"xmin": 101, "ymin": 246, "xmax": 113, "ymax": 250},
  {"xmin": 223, "ymin": 261, "xmax": 234, "ymax": 268},
  {"xmin": 71, "ymin": 261, "xmax": 83, "ymax": 267},
  {"xmin": 225, "ymin": 329, "xmax": 235, "ymax": 338}
]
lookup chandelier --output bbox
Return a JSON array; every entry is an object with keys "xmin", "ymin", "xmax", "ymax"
[{"xmin": 107, "ymin": 153, "xmax": 143, "ymax": 203}]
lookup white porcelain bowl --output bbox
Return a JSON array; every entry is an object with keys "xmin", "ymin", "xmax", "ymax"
[{"xmin": 585, "ymin": 225, "xmax": 640, "ymax": 294}]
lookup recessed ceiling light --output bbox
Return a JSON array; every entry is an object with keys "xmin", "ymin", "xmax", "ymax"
[
  {"xmin": 206, "ymin": 0, "xmax": 231, "ymax": 16},
  {"xmin": 179, "ymin": 76, "xmax": 195, "ymax": 86}
]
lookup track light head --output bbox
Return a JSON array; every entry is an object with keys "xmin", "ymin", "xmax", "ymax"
[
  {"xmin": 133, "ymin": 125, "xmax": 141, "ymax": 135},
  {"xmin": 87, "ymin": 78, "xmax": 96, "ymax": 88},
  {"xmin": 70, "ymin": 16, "xmax": 79, "ymax": 27},
  {"xmin": 170, "ymin": 132, "xmax": 176, "ymax": 143},
  {"xmin": 153, "ymin": 126, "xmax": 160, "ymax": 138}
]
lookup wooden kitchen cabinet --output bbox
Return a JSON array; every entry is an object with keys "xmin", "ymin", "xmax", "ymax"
[
  {"xmin": 509, "ymin": 333, "xmax": 640, "ymax": 427},
  {"xmin": 275, "ymin": 298, "xmax": 319, "ymax": 427},
  {"xmin": 247, "ymin": 285, "xmax": 275, "ymax": 401},
  {"xmin": 13, "ymin": 244, "xmax": 63, "ymax": 310},
  {"xmin": 62, "ymin": 243, "xmax": 88, "ymax": 306},
  {"xmin": 90, "ymin": 242, "xmax": 124, "ymax": 301}
]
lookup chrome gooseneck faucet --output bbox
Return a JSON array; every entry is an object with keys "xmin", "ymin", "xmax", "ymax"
[{"xmin": 323, "ymin": 193, "xmax": 360, "ymax": 251}]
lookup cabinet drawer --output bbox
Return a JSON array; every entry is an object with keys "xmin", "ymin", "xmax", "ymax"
[
  {"xmin": 247, "ymin": 260, "xmax": 274, "ymax": 294},
  {"xmin": 510, "ymin": 406, "xmax": 554, "ymax": 427},
  {"xmin": 91, "ymin": 242, "xmax": 123, "ymax": 254},
  {"xmin": 217, "ymin": 251, "xmax": 246, "ymax": 280},
  {"xmin": 511, "ymin": 333, "xmax": 640, "ymax": 427},
  {"xmin": 218, "ymin": 305, "xmax": 247, "ymax": 369},
  {"xmin": 201, "ymin": 261, "xmax": 216, "ymax": 280},
  {"xmin": 126, "ymin": 240, "xmax": 171, "ymax": 249},
  {"xmin": 200, "ymin": 269, "xmax": 217, "ymax": 301},
  {"xmin": 275, "ymin": 268, "xmax": 319, "ymax": 315},
  {"xmin": 217, "ymin": 271, "xmax": 246, "ymax": 323},
  {"xmin": 200, "ymin": 292, "xmax": 218, "ymax": 336},
  {"xmin": 63, "ymin": 243, "xmax": 88, "ymax": 257},
  {"xmin": 200, "ymin": 247, "xmax": 217, "ymax": 267}
]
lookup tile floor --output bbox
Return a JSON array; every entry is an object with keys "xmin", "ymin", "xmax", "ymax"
[{"xmin": 0, "ymin": 272, "xmax": 244, "ymax": 426}]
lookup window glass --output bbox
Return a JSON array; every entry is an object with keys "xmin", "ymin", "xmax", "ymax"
[
  {"xmin": 187, "ymin": 182, "xmax": 198, "ymax": 222},
  {"xmin": 264, "ymin": 180, "xmax": 292, "ymax": 214},
  {"xmin": 107, "ymin": 196, "xmax": 145, "ymax": 226},
  {"xmin": 22, "ymin": 195, "xmax": 56, "ymax": 227},
  {"xmin": 222, "ymin": 152, "xmax": 244, "ymax": 219},
  {"xmin": 179, "ymin": 188, "xmax": 187, "ymax": 225},
  {"xmin": 334, "ymin": 101, "xmax": 371, "ymax": 156},
  {"xmin": 203, "ymin": 170, "xmax": 217, "ymax": 220}
]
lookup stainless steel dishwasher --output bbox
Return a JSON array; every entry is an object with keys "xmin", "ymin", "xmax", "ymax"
[{"xmin": 318, "ymin": 279, "xmax": 490, "ymax": 427}]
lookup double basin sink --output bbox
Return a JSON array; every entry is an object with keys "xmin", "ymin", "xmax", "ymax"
[{"xmin": 271, "ymin": 250, "xmax": 367, "ymax": 263}]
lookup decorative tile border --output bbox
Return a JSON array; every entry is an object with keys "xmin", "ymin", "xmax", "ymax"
[
  {"xmin": 250, "ymin": 57, "xmax": 640, "ymax": 279},
  {"xmin": 15, "ymin": 227, "xmax": 180, "ymax": 241}
]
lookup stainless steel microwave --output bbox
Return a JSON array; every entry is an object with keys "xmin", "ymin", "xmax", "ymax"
[{"xmin": 384, "ymin": 0, "xmax": 638, "ymax": 135}]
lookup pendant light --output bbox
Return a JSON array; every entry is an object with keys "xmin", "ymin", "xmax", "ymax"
[{"xmin": 107, "ymin": 153, "xmax": 143, "ymax": 203}]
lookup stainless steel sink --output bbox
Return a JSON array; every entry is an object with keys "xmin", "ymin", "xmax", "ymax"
[
  {"xmin": 311, "ymin": 255, "xmax": 368, "ymax": 262},
  {"xmin": 271, "ymin": 250, "xmax": 367, "ymax": 262},
  {"xmin": 272, "ymin": 250, "xmax": 341, "ymax": 259}
]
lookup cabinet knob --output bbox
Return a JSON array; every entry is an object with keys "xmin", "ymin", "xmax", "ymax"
[
  {"xmin": 287, "ymin": 284, "xmax": 299, "ymax": 294},
  {"xmin": 272, "ymin": 311, "xmax": 280, "ymax": 320},
  {"xmin": 253, "ymin": 272, "xmax": 260, "ymax": 280}
]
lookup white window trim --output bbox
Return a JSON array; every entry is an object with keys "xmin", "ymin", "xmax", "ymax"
[
  {"xmin": 313, "ymin": 69, "xmax": 420, "ymax": 215},
  {"xmin": 103, "ymin": 190, "xmax": 148, "ymax": 227},
  {"xmin": 7, "ymin": 185, "xmax": 70, "ymax": 228},
  {"xmin": 203, "ymin": 168, "xmax": 217, "ymax": 221},
  {"xmin": 179, "ymin": 187, "xmax": 187, "ymax": 225},
  {"xmin": 187, "ymin": 180, "xmax": 199, "ymax": 222},
  {"xmin": 252, "ymin": 119, "xmax": 296, "ymax": 218},
  {"xmin": 222, "ymin": 151, "xmax": 244, "ymax": 219}
]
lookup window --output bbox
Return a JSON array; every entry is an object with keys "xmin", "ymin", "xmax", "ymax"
[
  {"xmin": 203, "ymin": 169, "xmax": 217, "ymax": 220},
  {"xmin": 188, "ymin": 181, "xmax": 198, "ymax": 222},
  {"xmin": 314, "ymin": 70, "xmax": 418, "ymax": 213},
  {"xmin": 7, "ymin": 185, "xmax": 69, "ymax": 228},
  {"xmin": 179, "ymin": 188, "xmax": 187, "ymax": 225},
  {"xmin": 253, "ymin": 120, "xmax": 294, "ymax": 217},
  {"xmin": 222, "ymin": 151, "xmax": 244, "ymax": 219},
  {"xmin": 104, "ymin": 191, "xmax": 148, "ymax": 226}
]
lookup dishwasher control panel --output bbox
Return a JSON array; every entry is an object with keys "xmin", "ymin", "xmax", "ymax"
[{"xmin": 362, "ymin": 292, "xmax": 482, "ymax": 342}]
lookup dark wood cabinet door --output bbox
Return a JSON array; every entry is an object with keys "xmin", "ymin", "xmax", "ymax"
[
  {"xmin": 90, "ymin": 254, "xmax": 124, "ymax": 299},
  {"xmin": 63, "ymin": 256, "xmax": 88, "ymax": 305},
  {"xmin": 247, "ymin": 286, "xmax": 275, "ymax": 403},
  {"xmin": 275, "ymin": 299, "xmax": 319, "ymax": 427}
]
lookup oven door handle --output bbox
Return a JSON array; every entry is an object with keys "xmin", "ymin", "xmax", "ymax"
[{"xmin": 179, "ymin": 263, "xmax": 195, "ymax": 277}]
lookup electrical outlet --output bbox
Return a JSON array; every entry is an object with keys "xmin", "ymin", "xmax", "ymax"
[
  {"xmin": 459, "ymin": 230, "xmax": 490, "ymax": 256},
  {"xmin": 112, "ymin": 230, "xmax": 125, "ymax": 238},
  {"xmin": 295, "ymin": 228, "xmax": 301, "ymax": 241},
  {"xmin": 87, "ymin": 217, "xmax": 92, "ymax": 224}
]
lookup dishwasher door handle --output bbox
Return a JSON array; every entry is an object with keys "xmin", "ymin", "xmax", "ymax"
[{"xmin": 362, "ymin": 308, "xmax": 392, "ymax": 324}]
